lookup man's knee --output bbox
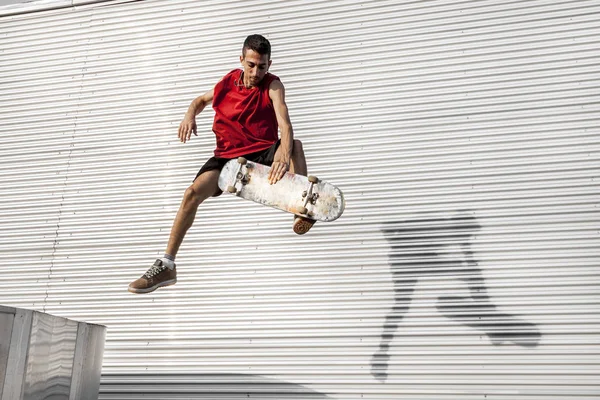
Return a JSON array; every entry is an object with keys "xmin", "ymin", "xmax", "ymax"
[
  {"xmin": 183, "ymin": 185, "xmax": 204, "ymax": 206},
  {"xmin": 292, "ymin": 139, "xmax": 304, "ymax": 154},
  {"xmin": 185, "ymin": 171, "xmax": 219, "ymax": 204}
]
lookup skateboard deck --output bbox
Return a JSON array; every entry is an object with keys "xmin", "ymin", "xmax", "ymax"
[{"xmin": 218, "ymin": 157, "xmax": 345, "ymax": 222}]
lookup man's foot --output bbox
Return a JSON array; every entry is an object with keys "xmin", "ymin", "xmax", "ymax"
[
  {"xmin": 128, "ymin": 259, "xmax": 177, "ymax": 294},
  {"xmin": 293, "ymin": 215, "xmax": 316, "ymax": 235}
]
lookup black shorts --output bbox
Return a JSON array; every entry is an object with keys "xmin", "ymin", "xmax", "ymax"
[{"xmin": 195, "ymin": 140, "xmax": 281, "ymax": 196}]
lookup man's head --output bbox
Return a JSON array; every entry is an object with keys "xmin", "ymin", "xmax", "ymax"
[
  {"xmin": 243, "ymin": 34, "xmax": 271, "ymax": 59},
  {"xmin": 240, "ymin": 34, "xmax": 272, "ymax": 88}
]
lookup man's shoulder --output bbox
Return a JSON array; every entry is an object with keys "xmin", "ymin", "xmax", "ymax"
[
  {"xmin": 214, "ymin": 69, "xmax": 241, "ymax": 95},
  {"xmin": 268, "ymin": 78, "xmax": 283, "ymax": 90},
  {"xmin": 266, "ymin": 72, "xmax": 280, "ymax": 82},
  {"xmin": 265, "ymin": 73, "xmax": 281, "ymax": 89},
  {"xmin": 219, "ymin": 69, "xmax": 241, "ymax": 83},
  {"xmin": 225, "ymin": 68, "xmax": 242, "ymax": 78}
]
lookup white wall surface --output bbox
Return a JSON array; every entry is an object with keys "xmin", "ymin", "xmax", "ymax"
[{"xmin": 1, "ymin": 0, "xmax": 599, "ymax": 398}]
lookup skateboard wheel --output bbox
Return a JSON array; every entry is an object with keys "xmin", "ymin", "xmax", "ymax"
[
  {"xmin": 308, "ymin": 175, "xmax": 319, "ymax": 183},
  {"xmin": 297, "ymin": 206, "xmax": 308, "ymax": 215},
  {"xmin": 227, "ymin": 186, "xmax": 237, "ymax": 194},
  {"xmin": 237, "ymin": 157, "xmax": 247, "ymax": 165}
]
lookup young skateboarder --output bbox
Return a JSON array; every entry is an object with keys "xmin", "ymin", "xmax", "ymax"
[{"xmin": 128, "ymin": 34, "xmax": 314, "ymax": 294}]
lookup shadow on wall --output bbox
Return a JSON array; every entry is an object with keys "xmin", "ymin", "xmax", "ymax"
[
  {"xmin": 99, "ymin": 373, "xmax": 330, "ymax": 399},
  {"xmin": 371, "ymin": 211, "xmax": 541, "ymax": 382}
]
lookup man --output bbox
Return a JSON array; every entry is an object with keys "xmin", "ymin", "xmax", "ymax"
[{"xmin": 128, "ymin": 35, "xmax": 314, "ymax": 294}]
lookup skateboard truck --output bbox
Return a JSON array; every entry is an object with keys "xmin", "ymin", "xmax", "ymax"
[
  {"xmin": 297, "ymin": 175, "xmax": 319, "ymax": 215},
  {"xmin": 227, "ymin": 157, "xmax": 251, "ymax": 194}
]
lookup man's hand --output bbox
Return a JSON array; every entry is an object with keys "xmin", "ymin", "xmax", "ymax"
[
  {"xmin": 178, "ymin": 116, "xmax": 197, "ymax": 143},
  {"xmin": 268, "ymin": 160, "xmax": 289, "ymax": 184},
  {"xmin": 178, "ymin": 89, "xmax": 214, "ymax": 143}
]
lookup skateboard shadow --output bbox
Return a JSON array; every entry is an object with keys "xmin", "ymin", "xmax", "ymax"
[
  {"xmin": 371, "ymin": 211, "xmax": 541, "ymax": 382},
  {"xmin": 99, "ymin": 373, "xmax": 330, "ymax": 399}
]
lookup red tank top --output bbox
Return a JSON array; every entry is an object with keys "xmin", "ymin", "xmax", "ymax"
[{"xmin": 211, "ymin": 69, "xmax": 279, "ymax": 158}]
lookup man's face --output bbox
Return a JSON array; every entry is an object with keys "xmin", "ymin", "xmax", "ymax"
[{"xmin": 240, "ymin": 49, "xmax": 271, "ymax": 87}]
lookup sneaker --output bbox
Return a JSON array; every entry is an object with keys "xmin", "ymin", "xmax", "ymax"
[
  {"xmin": 293, "ymin": 215, "xmax": 316, "ymax": 235},
  {"xmin": 128, "ymin": 259, "xmax": 177, "ymax": 294}
]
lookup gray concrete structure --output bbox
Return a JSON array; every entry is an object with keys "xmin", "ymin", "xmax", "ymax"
[{"xmin": 0, "ymin": 306, "xmax": 105, "ymax": 400}]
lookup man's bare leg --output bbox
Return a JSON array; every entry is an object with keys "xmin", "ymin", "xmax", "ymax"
[
  {"xmin": 286, "ymin": 139, "xmax": 307, "ymax": 175},
  {"xmin": 282, "ymin": 140, "xmax": 315, "ymax": 234},
  {"xmin": 128, "ymin": 170, "xmax": 220, "ymax": 293},
  {"xmin": 165, "ymin": 169, "xmax": 220, "ymax": 257}
]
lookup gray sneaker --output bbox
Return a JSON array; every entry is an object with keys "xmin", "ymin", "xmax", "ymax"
[{"xmin": 128, "ymin": 259, "xmax": 177, "ymax": 294}]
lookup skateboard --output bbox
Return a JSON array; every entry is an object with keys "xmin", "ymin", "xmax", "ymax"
[{"xmin": 218, "ymin": 157, "xmax": 345, "ymax": 222}]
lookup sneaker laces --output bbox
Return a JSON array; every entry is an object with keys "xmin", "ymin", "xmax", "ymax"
[{"xmin": 143, "ymin": 260, "xmax": 166, "ymax": 278}]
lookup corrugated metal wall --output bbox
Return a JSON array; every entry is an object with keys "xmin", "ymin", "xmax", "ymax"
[{"xmin": 1, "ymin": 0, "xmax": 599, "ymax": 398}]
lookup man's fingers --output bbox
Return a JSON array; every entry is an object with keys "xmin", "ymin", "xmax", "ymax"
[
  {"xmin": 268, "ymin": 166, "xmax": 277, "ymax": 183},
  {"xmin": 179, "ymin": 127, "xmax": 195, "ymax": 143},
  {"xmin": 268, "ymin": 165, "xmax": 277, "ymax": 183},
  {"xmin": 178, "ymin": 120, "xmax": 196, "ymax": 143},
  {"xmin": 179, "ymin": 124, "xmax": 188, "ymax": 142},
  {"xmin": 269, "ymin": 162, "xmax": 289, "ymax": 184}
]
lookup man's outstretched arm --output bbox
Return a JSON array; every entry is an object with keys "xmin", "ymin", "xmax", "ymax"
[
  {"xmin": 178, "ymin": 88, "xmax": 214, "ymax": 143},
  {"xmin": 269, "ymin": 79, "xmax": 293, "ymax": 183}
]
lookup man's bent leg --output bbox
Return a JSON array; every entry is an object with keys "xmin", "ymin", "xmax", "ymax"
[
  {"xmin": 281, "ymin": 140, "xmax": 316, "ymax": 235},
  {"xmin": 128, "ymin": 170, "xmax": 220, "ymax": 293},
  {"xmin": 166, "ymin": 170, "xmax": 220, "ymax": 257},
  {"xmin": 288, "ymin": 139, "xmax": 307, "ymax": 175}
]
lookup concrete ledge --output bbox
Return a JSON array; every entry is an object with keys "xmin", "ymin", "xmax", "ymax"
[
  {"xmin": 0, "ymin": 306, "xmax": 15, "ymax": 314},
  {"xmin": 0, "ymin": 307, "xmax": 106, "ymax": 400}
]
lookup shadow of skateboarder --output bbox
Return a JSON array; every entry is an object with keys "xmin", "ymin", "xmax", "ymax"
[{"xmin": 371, "ymin": 211, "xmax": 541, "ymax": 382}]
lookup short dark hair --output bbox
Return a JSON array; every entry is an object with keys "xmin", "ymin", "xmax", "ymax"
[{"xmin": 242, "ymin": 34, "xmax": 271, "ymax": 59}]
